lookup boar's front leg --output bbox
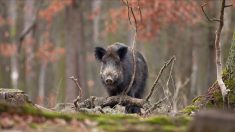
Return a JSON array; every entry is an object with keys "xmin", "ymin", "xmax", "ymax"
[{"xmin": 125, "ymin": 90, "xmax": 141, "ymax": 113}]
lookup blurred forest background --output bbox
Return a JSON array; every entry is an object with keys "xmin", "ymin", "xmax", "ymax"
[{"xmin": 0, "ymin": 0, "xmax": 235, "ymax": 110}]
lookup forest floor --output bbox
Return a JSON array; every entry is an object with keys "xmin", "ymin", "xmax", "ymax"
[
  {"xmin": 2, "ymin": 88, "xmax": 235, "ymax": 132},
  {"xmin": 0, "ymin": 88, "xmax": 193, "ymax": 132},
  {"xmin": 0, "ymin": 103, "xmax": 191, "ymax": 132}
]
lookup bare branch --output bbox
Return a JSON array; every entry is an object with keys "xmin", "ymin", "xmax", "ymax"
[
  {"xmin": 130, "ymin": 7, "xmax": 138, "ymax": 32},
  {"xmin": 69, "ymin": 76, "xmax": 83, "ymax": 107},
  {"xmin": 145, "ymin": 56, "xmax": 176, "ymax": 102},
  {"xmin": 127, "ymin": 6, "xmax": 132, "ymax": 25},
  {"xmin": 225, "ymin": 4, "xmax": 233, "ymax": 8},
  {"xmin": 201, "ymin": 2, "xmax": 220, "ymax": 22},
  {"xmin": 17, "ymin": 1, "xmax": 42, "ymax": 53},
  {"xmin": 121, "ymin": 0, "xmax": 128, "ymax": 6},
  {"xmin": 144, "ymin": 96, "xmax": 167, "ymax": 116},
  {"xmin": 119, "ymin": 0, "xmax": 140, "ymax": 104},
  {"xmin": 69, "ymin": 76, "xmax": 82, "ymax": 98},
  {"xmin": 137, "ymin": 0, "xmax": 143, "ymax": 23},
  {"xmin": 164, "ymin": 57, "xmax": 175, "ymax": 108}
]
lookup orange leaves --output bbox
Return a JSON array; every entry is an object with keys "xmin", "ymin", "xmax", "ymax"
[
  {"xmin": 0, "ymin": 44, "xmax": 17, "ymax": 57},
  {"xmin": 39, "ymin": 0, "xmax": 72, "ymax": 22},
  {"xmin": 38, "ymin": 0, "xmax": 69, "ymax": 63},
  {"xmin": 105, "ymin": 8, "xmax": 127, "ymax": 33},
  {"xmin": 36, "ymin": 42, "xmax": 65, "ymax": 64},
  {"xmin": 106, "ymin": 0, "xmax": 202, "ymax": 41}
]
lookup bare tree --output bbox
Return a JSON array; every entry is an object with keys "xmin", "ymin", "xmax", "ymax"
[
  {"xmin": 8, "ymin": 0, "xmax": 19, "ymax": 89},
  {"xmin": 201, "ymin": 0, "xmax": 232, "ymax": 107},
  {"xmin": 23, "ymin": 0, "xmax": 36, "ymax": 97},
  {"xmin": 92, "ymin": 0, "xmax": 102, "ymax": 45},
  {"xmin": 65, "ymin": 1, "xmax": 88, "ymax": 102}
]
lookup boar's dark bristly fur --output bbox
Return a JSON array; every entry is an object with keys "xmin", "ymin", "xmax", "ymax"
[{"xmin": 95, "ymin": 42, "xmax": 148, "ymax": 113}]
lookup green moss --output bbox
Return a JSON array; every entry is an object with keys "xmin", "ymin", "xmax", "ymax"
[
  {"xmin": 176, "ymin": 116, "xmax": 192, "ymax": 125},
  {"xmin": 0, "ymin": 103, "xmax": 74, "ymax": 121},
  {"xmin": 205, "ymin": 101, "xmax": 214, "ymax": 108},
  {"xmin": 145, "ymin": 115, "xmax": 191, "ymax": 125},
  {"xmin": 162, "ymin": 125, "xmax": 183, "ymax": 132},
  {"xmin": 181, "ymin": 105, "xmax": 199, "ymax": 115},
  {"xmin": 162, "ymin": 125, "xmax": 176, "ymax": 131},
  {"xmin": 192, "ymin": 96, "xmax": 204, "ymax": 104},
  {"xmin": 0, "ymin": 103, "xmax": 191, "ymax": 132},
  {"xmin": 225, "ymin": 79, "xmax": 235, "ymax": 105},
  {"xmin": 145, "ymin": 116, "xmax": 172, "ymax": 125}
]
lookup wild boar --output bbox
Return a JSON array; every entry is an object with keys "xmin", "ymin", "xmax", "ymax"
[{"xmin": 95, "ymin": 42, "xmax": 148, "ymax": 113}]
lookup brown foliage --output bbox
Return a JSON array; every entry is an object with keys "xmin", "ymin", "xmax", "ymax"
[{"xmin": 106, "ymin": 0, "xmax": 202, "ymax": 40}]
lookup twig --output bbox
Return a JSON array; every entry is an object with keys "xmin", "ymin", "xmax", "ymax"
[
  {"xmin": 145, "ymin": 56, "xmax": 176, "ymax": 102},
  {"xmin": 225, "ymin": 4, "xmax": 233, "ymax": 8},
  {"xmin": 137, "ymin": 0, "xmax": 143, "ymax": 23},
  {"xmin": 119, "ymin": 0, "xmax": 139, "ymax": 104},
  {"xmin": 69, "ymin": 76, "xmax": 82, "ymax": 97},
  {"xmin": 144, "ymin": 96, "xmax": 167, "ymax": 116},
  {"xmin": 164, "ymin": 58, "xmax": 176, "ymax": 109},
  {"xmin": 128, "ymin": 5, "xmax": 132, "ymax": 25},
  {"xmin": 121, "ymin": 0, "xmax": 139, "ymax": 32},
  {"xmin": 123, "ymin": 32, "xmax": 137, "ymax": 95},
  {"xmin": 172, "ymin": 78, "xmax": 190, "ymax": 114},
  {"xmin": 130, "ymin": 7, "xmax": 138, "ymax": 32},
  {"xmin": 69, "ymin": 76, "xmax": 83, "ymax": 107},
  {"xmin": 121, "ymin": 0, "xmax": 128, "ymax": 6},
  {"xmin": 201, "ymin": 2, "xmax": 220, "ymax": 22},
  {"xmin": 166, "ymin": 58, "xmax": 175, "ymax": 88}
]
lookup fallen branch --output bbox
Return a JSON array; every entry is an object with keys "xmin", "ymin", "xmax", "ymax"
[
  {"xmin": 102, "ymin": 95, "xmax": 146, "ymax": 107},
  {"xmin": 75, "ymin": 95, "xmax": 146, "ymax": 109},
  {"xmin": 34, "ymin": 104, "xmax": 53, "ymax": 112}
]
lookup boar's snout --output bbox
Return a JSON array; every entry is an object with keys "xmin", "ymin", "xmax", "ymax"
[{"xmin": 105, "ymin": 76, "xmax": 113, "ymax": 85}]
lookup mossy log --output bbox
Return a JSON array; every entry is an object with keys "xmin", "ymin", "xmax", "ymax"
[{"xmin": 0, "ymin": 88, "xmax": 32, "ymax": 105}]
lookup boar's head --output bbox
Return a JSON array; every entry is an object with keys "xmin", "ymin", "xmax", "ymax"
[{"xmin": 95, "ymin": 45, "xmax": 128, "ymax": 87}]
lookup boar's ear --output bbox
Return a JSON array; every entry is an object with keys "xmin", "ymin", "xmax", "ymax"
[
  {"xmin": 95, "ymin": 47, "xmax": 106, "ymax": 61},
  {"xmin": 117, "ymin": 46, "xmax": 128, "ymax": 60}
]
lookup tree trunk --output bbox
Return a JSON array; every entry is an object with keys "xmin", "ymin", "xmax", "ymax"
[
  {"xmin": 23, "ymin": 0, "xmax": 35, "ymax": 98},
  {"xmin": 8, "ymin": 0, "xmax": 19, "ymax": 89},
  {"xmin": 207, "ymin": 25, "xmax": 216, "ymax": 88},
  {"xmin": 192, "ymin": 32, "xmax": 235, "ymax": 109},
  {"xmin": 38, "ymin": 62, "xmax": 47, "ymax": 105},
  {"xmin": 65, "ymin": 1, "xmax": 88, "ymax": 102},
  {"xmin": 92, "ymin": 0, "xmax": 101, "ymax": 45}
]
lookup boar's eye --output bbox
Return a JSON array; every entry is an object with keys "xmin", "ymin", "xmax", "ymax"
[
  {"xmin": 95, "ymin": 47, "xmax": 106, "ymax": 62},
  {"xmin": 117, "ymin": 46, "xmax": 127, "ymax": 60}
]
